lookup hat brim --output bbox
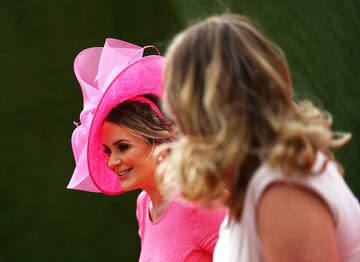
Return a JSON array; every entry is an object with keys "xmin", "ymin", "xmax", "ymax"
[{"xmin": 88, "ymin": 55, "xmax": 164, "ymax": 195}]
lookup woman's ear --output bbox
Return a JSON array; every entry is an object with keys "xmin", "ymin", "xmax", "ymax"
[
  {"xmin": 156, "ymin": 149, "xmax": 169, "ymax": 164},
  {"xmin": 154, "ymin": 144, "xmax": 171, "ymax": 164}
]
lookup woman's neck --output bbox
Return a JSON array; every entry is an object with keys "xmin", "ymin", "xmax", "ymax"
[{"xmin": 144, "ymin": 184, "xmax": 170, "ymax": 222}]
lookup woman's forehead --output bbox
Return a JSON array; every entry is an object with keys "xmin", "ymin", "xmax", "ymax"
[{"xmin": 101, "ymin": 121, "xmax": 143, "ymax": 144}]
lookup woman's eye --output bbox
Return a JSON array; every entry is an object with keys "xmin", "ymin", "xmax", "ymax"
[
  {"xmin": 118, "ymin": 143, "xmax": 130, "ymax": 152},
  {"xmin": 103, "ymin": 147, "xmax": 111, "ymax": 155}
]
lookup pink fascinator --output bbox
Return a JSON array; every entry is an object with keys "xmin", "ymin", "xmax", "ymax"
[{"xmin": 67, "ymin": 38, "xmax": 164, "ymax": 195}]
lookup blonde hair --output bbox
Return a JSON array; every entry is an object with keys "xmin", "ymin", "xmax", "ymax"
[
  {"xmin": 163, "ymin": 14, "xmax": 350, "ymax": 220},
  {"xmin": 105, "ymin": 94, "xmax": 174, "ymax": 145}
]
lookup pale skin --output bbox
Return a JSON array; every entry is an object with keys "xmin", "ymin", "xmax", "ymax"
[
  {"xmin": 101, "ymin": 121, "xmax": 168, "ymax": 222},
  {"xmin": 257, "ymin": 183, "xmax": 339, "ymax": 262}
]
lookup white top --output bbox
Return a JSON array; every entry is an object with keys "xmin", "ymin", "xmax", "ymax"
[{"xmin": 213, "ymin": 153, "xmax": 360, "ymax": 262}]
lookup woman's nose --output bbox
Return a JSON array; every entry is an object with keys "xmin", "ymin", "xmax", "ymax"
[{"xmin": 107, "ymin": 153, "xmax": 122, "ymax": 170}]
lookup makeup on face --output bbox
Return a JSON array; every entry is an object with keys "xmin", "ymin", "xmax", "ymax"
[{"xmin": 101, "ymin": 121, "xmax": 157, "ymax": 192}]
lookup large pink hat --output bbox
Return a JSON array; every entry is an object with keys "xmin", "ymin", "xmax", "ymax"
[{"xmin": 67, "ymin": 38, "xmax": 164, "ymax": 195}]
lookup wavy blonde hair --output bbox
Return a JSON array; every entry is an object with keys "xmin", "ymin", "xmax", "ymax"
[{"xmin": 163, "ymin": 14, "xmax": 350, "ymax": 220}]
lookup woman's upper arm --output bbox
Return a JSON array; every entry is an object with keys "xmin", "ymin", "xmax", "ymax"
[
  {"xmin": 257, "ymin": 183, "xmax": 339, "ymax": 262},
  {"xmin": 192, "ymin": 206, "xmax": 226, "ymax": 253}
]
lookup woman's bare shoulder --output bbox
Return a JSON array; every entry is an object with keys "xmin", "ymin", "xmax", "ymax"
[{"xmin": 256, "ymin": 183, "xmax": 339, "ymax": 262}]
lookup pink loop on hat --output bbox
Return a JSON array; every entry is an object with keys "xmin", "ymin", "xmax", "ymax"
[
  {"xmin": 128, "ymin": 45, "xmax": 161, "ymax": 65},
  {"xmin": 67, "ymin": 38, "xmax": 164, "ymax": 195}
]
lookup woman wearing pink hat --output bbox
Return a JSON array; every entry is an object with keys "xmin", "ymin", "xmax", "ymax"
[{"xmin": 67, "ymin": 38, "xmax": 225, "ymax": 261}]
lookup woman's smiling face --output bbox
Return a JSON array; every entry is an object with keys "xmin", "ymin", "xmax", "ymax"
[{"xmin": 101, "ymin": 121, "xmax": 157, "ymax": 192}]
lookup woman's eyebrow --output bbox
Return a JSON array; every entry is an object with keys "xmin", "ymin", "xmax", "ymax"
[{"xmin": 113, "ymin": 139, "xmax": 130, "ymax": 146}]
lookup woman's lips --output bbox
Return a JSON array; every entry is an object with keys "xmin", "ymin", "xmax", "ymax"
[{"xmin": 118, "ymin": 167, "xmax": 133, "ymax": 177}]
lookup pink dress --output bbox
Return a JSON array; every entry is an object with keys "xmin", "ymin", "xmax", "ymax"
[{"xmin": 136, "ymin": 191, "xmax": 225, "ymax": 262}]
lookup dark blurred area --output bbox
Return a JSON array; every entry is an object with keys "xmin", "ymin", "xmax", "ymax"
[{"xmin": 1, "ymin": 0, "xmax": 359, "ymax": 261}]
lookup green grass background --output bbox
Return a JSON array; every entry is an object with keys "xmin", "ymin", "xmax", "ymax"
[{"xmin": 1, "ymin": 0, "xmax": 359, "ymax": 261}]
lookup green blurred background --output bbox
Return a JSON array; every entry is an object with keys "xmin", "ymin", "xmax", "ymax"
[{"xmin": 1, "ymin": 0, "xmax": 359, "ymax": 261}]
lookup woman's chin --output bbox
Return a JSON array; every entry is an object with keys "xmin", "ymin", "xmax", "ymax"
[{"xmin": 119, "ymin": 181, "xmax": 139, "ymax": 192}]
